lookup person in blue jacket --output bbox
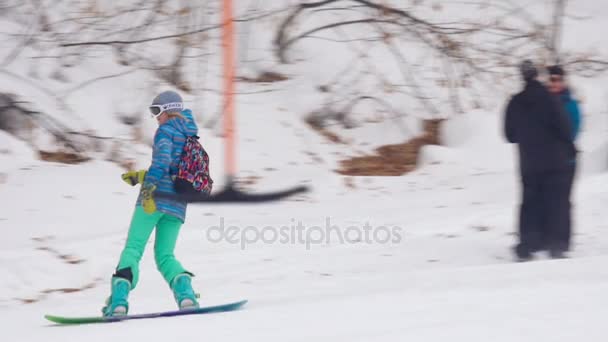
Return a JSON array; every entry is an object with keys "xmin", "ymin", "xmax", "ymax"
[
  {"xmin": 505, "ymin": 60, "xmax": 576, "ymax": 261},
  {"xmin": 102, "ymin": 91, "xmax": 200, "ymax": 317},
  {"xmin": 545, "ymin": 64, "xmax": 582, "ymax": 256},
  {"xmin": 547, "ymin": 65, "xmax": 582, "ymax": 140}
]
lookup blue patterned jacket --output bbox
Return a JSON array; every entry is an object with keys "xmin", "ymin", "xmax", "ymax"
[{"xmin": 138, "ymin": 109, "xmax": 198, "ymax": 222}]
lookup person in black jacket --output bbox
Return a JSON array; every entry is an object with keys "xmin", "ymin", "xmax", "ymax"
[{"xmin": 504, "ymin": 60, "xmax": 576, "ymax": 260}]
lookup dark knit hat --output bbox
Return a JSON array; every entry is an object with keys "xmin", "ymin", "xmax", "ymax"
[
  {"xmin": 547, "ymin": 65, "xmax": 566, "ymax": 76},
  {"xmin": 520, "ymin": 60, "xmax": 538, "ymax": 81}
]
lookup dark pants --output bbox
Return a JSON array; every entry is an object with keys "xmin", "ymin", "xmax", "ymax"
[{"xmin": 518, "ymin": 164, "xmax": 575, "ymax": 252}]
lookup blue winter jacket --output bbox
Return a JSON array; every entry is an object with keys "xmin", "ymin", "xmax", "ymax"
[
  {"xmin": 559, "ymin": 90, "xmax": 582, "ymax": 140},
  {"xmin": 138, "ymin": 109, "xmax": 198, "ymax": 222}
]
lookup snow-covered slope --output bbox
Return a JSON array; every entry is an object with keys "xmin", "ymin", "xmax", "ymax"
[{"xmin": 1, "ymin": 1, "xmax": 608, "ymax": 341}]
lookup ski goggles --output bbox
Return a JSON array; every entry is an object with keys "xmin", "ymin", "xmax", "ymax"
[{"xmin": 149, "ymin": 102, "xmax": 183, "ymax": 117}]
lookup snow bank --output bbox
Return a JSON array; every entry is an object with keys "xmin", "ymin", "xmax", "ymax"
[{"xmin": 0, "ymin": 130, "xmax": 37, "ymax": 174}]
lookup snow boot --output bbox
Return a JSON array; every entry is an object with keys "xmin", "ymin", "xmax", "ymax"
[
  {"xmin": 171, "ymin": 273, "xmax": 199, "ymax": 310},
  {"xmin": 513, "ymin": 244, "xmax": 533, "ymax": 262},
  {"xmin": 102, "ymin": 277, "xmax": 131, "ymax": 317},
  {"xmin": 549, "ymin": 248, "xmax": 568, "ymax": 259}
]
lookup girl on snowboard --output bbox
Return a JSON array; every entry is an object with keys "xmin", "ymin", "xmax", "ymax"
[{"xmin": 103, "ymin": 91, "xmax": 200, "ymax": 316}]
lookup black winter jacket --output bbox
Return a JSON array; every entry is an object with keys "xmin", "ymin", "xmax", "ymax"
[{"xmin": 505, "ymin": 80, "xmax": 576, "ymax": 174}]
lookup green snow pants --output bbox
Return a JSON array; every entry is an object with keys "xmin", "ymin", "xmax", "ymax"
[{"xmin": 115, "ymin": 206, "xmax": 188, "ymax": 289}]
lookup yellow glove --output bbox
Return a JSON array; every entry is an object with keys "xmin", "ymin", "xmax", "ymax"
[
  {"xmin": 121, "ymin": 170, "xmax": 147, "ymax": 186},
  {"xmin": 141, "ymin": 184, "xmax": 157, "ymax": 214}
]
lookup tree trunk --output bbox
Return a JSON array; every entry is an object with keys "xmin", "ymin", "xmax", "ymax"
[{"xmin": 550, "ymin": 0, "xmax": 567, "ymax": 64}]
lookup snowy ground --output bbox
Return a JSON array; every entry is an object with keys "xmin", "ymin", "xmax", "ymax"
[
  {"xmin": 3, "ymin": 110, "xmax": 608, "ymax": 340},
  {"xmin": 2, "ymin": 1, "xmax": 608, "ymax": 341}
]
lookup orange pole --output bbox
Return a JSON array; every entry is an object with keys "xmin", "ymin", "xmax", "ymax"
[{"xmin": 222, "ymin": 0, "xmax": 236, "ymax": 178}]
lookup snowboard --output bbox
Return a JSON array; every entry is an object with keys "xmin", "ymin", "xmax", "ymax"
[{"xmin": 45, "ymin": 299, "xmax": 247, "ymax": 325}]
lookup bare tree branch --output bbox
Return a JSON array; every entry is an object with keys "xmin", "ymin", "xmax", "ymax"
[
  {"xmin": 60, "ymin": 23, "xmax": 222, "ymax": 47},
  {"xmin": 61, "ymin": 69, "xmax": 139, "ymax": 97}
]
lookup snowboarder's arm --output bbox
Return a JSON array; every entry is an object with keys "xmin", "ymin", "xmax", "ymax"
[{"xmin": 144, "ymin": 129, "xmax": 173, "ymax": 187}]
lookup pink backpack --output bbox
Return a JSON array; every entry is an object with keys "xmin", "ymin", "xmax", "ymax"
[{"xmin": 174, "ymin": 136, "xmax": 213, "ymax": 195}]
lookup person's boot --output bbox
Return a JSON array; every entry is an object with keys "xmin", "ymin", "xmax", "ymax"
[
  {"xmin": 171, "ymin": 273, "xmax": 199, "ymax": 310},
  {"xmin": 102, "ymin": 277, "xmax": 131, "ymax": 317},
  {"xmin": 549, "ymin": 248, "xmax": 568, "ymax": 259},
  {"xmin": 513, "ymin": 244, "xmax": 533, "ymax": 262}
]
